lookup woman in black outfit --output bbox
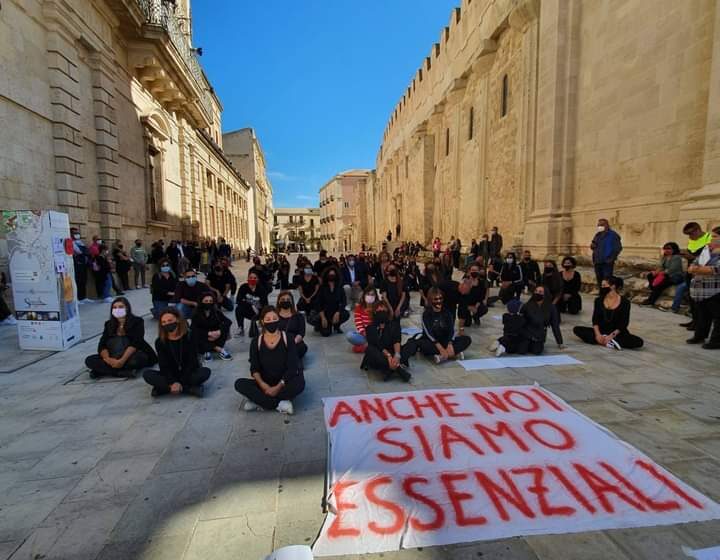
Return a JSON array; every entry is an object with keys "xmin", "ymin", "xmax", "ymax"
[
  {"xmin": 276, "ymin": 261, "xmax": 292, "ymax": 290},
  {"xmin": 519, "ymin": 285, "xmax": 564, "ymax": 355},
  {"xmin": 296, "ymin": 266, "xmax": 320, "ymax": 315},
  {"xmin": 235, "ymin": 306, "xmax": 305, "ymax": 414},
  {"xmin": 498, "ymin": 252, "xmax": 524, "ymax": 304},
  {"xmin": 112, "ymin": 243, "xmax": 132, "ymax": 292},
  {"xmin": 541, "ymin": 259, "xmax": 564, "ymax": 315},
  {"xmin": 191, "ymin": 293, "xmax": 233, "ymax": 361},
  {"xmin": 150, "ymin": 258, "xmax": 177, "ymax": 319},
  {"xmin": 362, "ymin": 300, "xmax": 412, "ymax": 382},
  {"xmin": 235, "ymin": 271, "xmax": 268, "ymax": 337},
  {"xmin": 558, "ymin": 256, "xmax": 582, "ymax": 315},
  {"xmin": 276, "ymin": 290, "xmax": 307, "ymax": 359},
  {"xmin": 142, "ymin": 308, "xmax": 210, "ymax": 397},
  {"xmin": 457, "ymin": 263, "xmax": 489, "ymax": 334},
  {"xmin": 85, "ymin": 297, "xmax": 157, "ymax": 378},
  {"xmin": 314, "ymin": 266, "xmax": 350, "ymax": 336},
  {"xmin": 406, "ymin": 287, "xmax": 471, "ymax": 364},
  {"xmin": 573, "ymin": 276, "xmax": 644, "ymax": 349},
  {"xmin": 379, "ymin": 264, "xmax": 409, "ymax": 323}
]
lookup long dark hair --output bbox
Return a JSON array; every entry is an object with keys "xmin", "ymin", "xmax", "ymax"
[
  {"xmin": 108, "ymin": 296, "xmax": 134, "ymax": 334},
  {"xmin": 322, "ymin": 266, "xmax": 340, "ymax": 288}
]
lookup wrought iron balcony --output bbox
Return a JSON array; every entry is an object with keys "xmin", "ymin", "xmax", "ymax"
[{"xmin": 135, "ymin": 0, "xmax": 213, "ymax": 122}]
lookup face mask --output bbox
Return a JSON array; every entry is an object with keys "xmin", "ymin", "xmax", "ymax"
[
  {"xmin": 327, "ymin": 275, "xmax": 336, "ymax": 281},
  {"xmin": 111, "ymin": 307, "xmax": 127, "ymax": 319},
  {"xmin": 597, "ymin": 226, "xmax": 606, "ymax": 233},
  {"xmin": 364, "ymin": 295, "xmax": 376, "ymax": 304},
  {"xmin": 160, "ymin": 266, "xmax": 171, "ymax": 273},
  {"xmin": 348, "ymin": 260, "xmax": 355, "ymax": 267},
  {"xmin": 97, "ymin": 239, "xmax": 102, "ymax": 245},
  {"xmin": 374, "ymin": 311, "xmax": 390, "ymax": 323},
  {"xmin": 387, "ymin": 271, "xmax": 397, "ymax": 278},
  {"xmin": 563, "ymin": 263, "xmax": 572, "ymax": 270},
  {"xmin": 470, "ymin": 272, "xmax": 479, "ymax": 278},
  {"xmin": 214, "ymin": 268, "xmax": 222, "ymax": 274},
  {"xmin": 304, "ymin": 268, "xmax": 313, "ymax": 276},
  {"xmin": 506, "ymin": 258, "xmax": 514, "ymax": 264},
  {"xmin": 248, "ymin": 278, "xmax": 257, "ymax": 286},
  {"xmin": 523, "ymin": 256, "xmax": 531, "ymax": 261},
  {"xmin": 264, "ymin": 321, "xmax": 279, "ymax": 333},
  {"xmin": 532, "ymin": 293, "xmax": 544, "ymax": 302},
  {"xmin": 278, "ymin": 301, "xmax": 292, "ymax": 309},
  {"xmin": 544, "ymin": 267, "xmax": 554, "ymax": 274},
  {"xmin": 201, "ymin": 302, "xmax": 214, "ymax": 310},
  {"xmin": 185, "ymin": 277, "xmax": 197, "ymax": 287},
  {"xmin": 599, "ymin": 287, "xmax": 612, "ymax": 297},
  {"xmin": 73, "ymin": 233, "xmax": 81, "ymax": 240},
  {"xmin": 162, "ymin": 322, "xmax": 178, "ymax": 333},
  {"xmin": 135, "ymin": 242, "xmax": 142, "ymax": 247}
]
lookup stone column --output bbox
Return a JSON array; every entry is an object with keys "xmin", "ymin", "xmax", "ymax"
[{"xmin": 678, "ymin": 0, "xmax": 720, "ymax": 227}]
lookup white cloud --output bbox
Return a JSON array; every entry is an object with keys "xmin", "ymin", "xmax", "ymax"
[
  {"xmin": 296, "ymin": 194, "xmax": 316, "ymax": 201},
  {"xmin": 267, "ymin": 171, "xmax": 299, "ymax": 181}
]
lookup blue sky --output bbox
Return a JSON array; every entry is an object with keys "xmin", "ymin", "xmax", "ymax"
[{"xmin": 193, "ymin": 0, "xmax": 459, "ymax": 208}]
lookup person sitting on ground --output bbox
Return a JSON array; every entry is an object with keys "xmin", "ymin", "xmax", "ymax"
[
  {"xmin": 206, "ymin": 262, "xmax": 235, "ymax": 311},
  {"xmin": 490, "ymin": 299, "xmax": 527, "ymax": 356},
  {"xmin": 379, "ymin": 263, "xmax": 409, "ymax": 322},
  {"xmin": 314, "ymin": 266, "xmax": 350, "ymax": 336},
  {"xmin": 150, "ymin": 258, "xmax": 177, "ymax": 319},
  {"xmin": 276, "ymin": 290, "xmax": 308, "ymax": 359},
  {"xmin": 341, "ymin": 254, "xmax": 369, "ymax": 306},
  {"xmin": 541, "ymin": 259, "xmax": 564, "ymax": 313},
  {"xmin": 313, "ymin": 250, "xmax": 332, "ymax": 276},
  {"xmin": 174, "ymin": 269, "xmax": 210, "ymax": 319},
  {"xmin": 517, "ymin": 285, "xmax": 565, "ymax": 355},
  {"xmin": 235, "ymin": 271, "xmax": 268, "ymax": 337},
  {"xmin": 235, "ymin": 306, "xmax": 305, "ymax": 414},
  {"xmin": 498, "ymin": 252, "xmax": 524, "ymax": 304},
  {"xmin": 642, "ymin": 242, "xmax": 684, "ymax": 307},
  {"xmin": 361, "ymin": 300, "xmax": 412, "ymax": 382},
  {"xmin": 142, "ymin": 308, "xmax": 210, "ymax": 397},
  {"xmin": 573, "ymin": 276, "xmax": 643, "ymax": 350},
  {"xmin": 558, "ymin": 256, "xmax": 582, "ymax": 315},
  {"xmin": 457, "ymin": 263, "xmax": 489, "ymax": 334},
  {"xmin": 346, "ymin": 286, "xmax": 377, "ymax": 352},
  {"xmin": 520, "ymin": 250, "xmax": 541, "ymax": 292},
  {"xmin": 276, "ymin": 260, "xmax": 292, "ymax": 290},
  {"xmin": 191, "ymin": 293, "xmax": 232, "ymax": 362},
  {"xmin": 296, "ymin": 264, "xmax": 320, "ymax": 315},
  {"xmin": 686, "ymin": 226, "xmax": 720, "ymax": 349},
  {"xmin": 85, "ymin": 297, "xmax": 157, "ymax": 379},
  {"xmin": 405, "ymin": 287, "xmax": 471, "ymax": 364}
]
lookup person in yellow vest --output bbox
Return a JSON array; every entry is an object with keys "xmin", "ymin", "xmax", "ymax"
[{"xmin": 677, "ymin": 222, "xmax": 713, "ymax": 328}]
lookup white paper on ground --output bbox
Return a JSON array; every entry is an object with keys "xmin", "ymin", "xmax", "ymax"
[
  {"xmin": 683, "ymin": 545, "xmax": 720, "ymax": 560},
  {"xmin": 265, "ymin": 545, "xmax": 313, "ymax": 560},
  {"xmin": 401, "ymin": 326, "xmax": 422, "ymax": 336},
  {"xmin": 460, "ymin": 354, "xmax": 583, "ymax": 371},
  {"xmin": 492, "ymin": 315, "xmax": 502, "ymax": 320}
]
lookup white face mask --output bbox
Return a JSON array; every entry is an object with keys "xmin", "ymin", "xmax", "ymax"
[
  {"xmin": 73, "ymin": 233, "xmax": 81, "ymax": 240},
  {"xmin": 596, "ymin": 226, "xmax": 605, "ymax": 233},
  {"xmin": 97, "ymin": 239, "xmax": 102, "ymax": 245},
  {"xmin": 111, "ymin": 307, "xmax": 127, "ymax": 319},
  {"xmin": 364, "ymin": 295, "xmax": 376, "ymax": 304}
]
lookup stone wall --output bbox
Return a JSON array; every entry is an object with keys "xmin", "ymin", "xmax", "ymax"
[{"xmin": 366, "ymin": 0, "xmax": 720, "ymax": 259}]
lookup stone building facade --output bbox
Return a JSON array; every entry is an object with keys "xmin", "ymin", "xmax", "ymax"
[
  {"xmin": 223, "ymin": 128, "xmax": 274, "ymax": 253},
  {"xmin": 271, "ymin": 208, "xmax": 321, "ymax": 252},
  {"xmin": 365, "ymin": 0, "xmax": 720, "ymax": 259},
  {"xmin": 0, "ymin": 0, "xmax": 251, "ymax": 250},
  {"xmin": 319, "ymin": 170, "xmax": 370, "ymax": 253}
]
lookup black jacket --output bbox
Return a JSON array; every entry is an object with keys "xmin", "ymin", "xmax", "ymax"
[
  {"xmin": 155, "ymin": 333, "xmax": 200, "ymax": 385},
  {"xmin": 151, "ymin": 273, "xmax": 177, "ymax": 301},
  {"xmin": 366, "ymin": 321, "xmax": 401, "ymax": 353},
  {"xmin": 341, "ymin": 263, "xmax": 369, "ymax": 288},
  {"xmin": 421, "ymin": 308, "xmax": 455, "ymax": 346},
  {"xmin": 249, "ymin": 333, "xmax": 302, "ymax": 386},
  {"xmin": 278, "ymin": 313, "xmax": 306, "ymax": 338},
  {"xmin": 97, "ymin": 315, "xmax": 157, "ymax": 364},
  {"xmin": 190, "ymin": 307, "xmax": 231, "ymax": 338},
  {"xmin": 521, "ymin": 299, "xmax": 563, "ymax": 344},
  {"xmin": 317, "ymin": 282, "xmax": 346, "ymax": 315}
]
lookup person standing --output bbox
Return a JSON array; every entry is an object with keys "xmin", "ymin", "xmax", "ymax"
[
  {"xmin": 113, "ymin": 243, "xmax": 132, "ymax": 292},
  {"xmin": 686, "ymin": 226, "xmax": 720, "ymax": 349},
  {"xmin": 70, "ymin": 227, "xmax": 90, "ymax": 303},
  {"xmin": 591, "ymin": 218, "xmax": 623, "ymax": 287},
  {"xmin": 489, "ymin": 227, "xmax": 503, "ymax": 260},
  {"xmin": 678, "ymin": 222, "xmax": 714, "ymax": 326},
  {"xmin": 130, "ymin": 239, "xmax": 148, "ymax": 289}
]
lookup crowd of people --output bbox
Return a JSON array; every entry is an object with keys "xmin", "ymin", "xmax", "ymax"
[{"xmin": 8, "ymin": 216, "xmax": 713, "ymax": 416}]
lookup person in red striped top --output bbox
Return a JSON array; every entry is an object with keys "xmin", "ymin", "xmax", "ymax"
[{"xmin": 346, "ymin": 286, "xmax": 378, "ymax": 352}]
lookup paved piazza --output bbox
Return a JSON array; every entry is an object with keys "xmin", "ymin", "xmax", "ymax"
[{"xmin": 0, "ymin": 257, "xmax": 719, "ymax": 560}]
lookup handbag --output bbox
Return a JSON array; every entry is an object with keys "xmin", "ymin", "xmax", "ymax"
[{"xmin": 651, "ymin": 272, "xmax": 667, "ymax": 288}]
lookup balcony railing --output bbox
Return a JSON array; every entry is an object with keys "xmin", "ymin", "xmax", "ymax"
[{"xmin": 136, "ymin": 0, "xmax": 213, "ymax": 120}]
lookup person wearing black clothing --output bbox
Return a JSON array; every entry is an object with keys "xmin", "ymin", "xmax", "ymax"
[
  {"xmin": 217, "ymin": 238, "xmax": 231, "ymax": 259},
  {"xmin": 573, "ymin": 276, "xmax": 643, "ymax": 349},
  {"xmin": 93, "ymin": 245, "xmax": 114, "ymax": 302},
  {"xmin": 519, "ymin": 285, "xmax": 565, "ymax": 355},
  {"xmin": 113, "ymin": 244, "xmax": 132, "ymax": 291},
  {"xmin": 404, "ymin": 259, "xmax": 421, "ymax": 292},
  {"xmin": 235, "ymin": 306, "xmax": 305, "ymax": 414},
  {"xmin": 206, "ymin": 264, "xmax": 235, "ymax": 311},
  {"xmin": 476, "ymin": 234, "xmax": 491, "ymax": 268},
  {"xmin": 276, "ymin": 261, "xmax": 292, "ymax": 290},
  {"xmin": 520, "ymin": 250, "xmax": 541, "ymax": 292},
  {"xmin": 457, "ymin": 263, "xmax": 489, "ymax": 333},
  {"xmin": 491, "ymin": 298, "xmax": 527, "ymax": 355},
  {"xmin": 235, "ymin": 271, "xmax": 269, "ymax": 337},
  {"xmin": 379, "ymin": 264, "xmax": 409, "ymax": 323},
  {"xmin": 150, "ymin": 258, "xmax": 176, "ymax": 319},
  {"xmin": 297, "ymin": 266, "xmax": 320, "ymax": 315},
  {"xmin": 70, "ymin": 228, "xmax": 90, "ymax": 302},
  {"xmin": 341, "ymin": 255, "xmax": 369, "ymax": 305},
  {"xmin": 498, "ymin": 252, "xmax": 524, "ymax": 304},
  {"xmin": 174, "ymin": 269, "xmax": 210, "ymax": 319},
  {"xmin": 149, "ymin": 241, "xmax": 166, "ymax": 276},
  {"xmin": 314, "ymin": 267, "xmax": 350, "ymax": 336},
  {"xmin": 143, "ymin": 309, "xmax": 210, "ymax": 397},
  {"xmin": 277, "ymin": 291, "xmax": 308, "ymax": 359},
  {"xmin": 191, "ymin": 293, "xmax": 233, "ymax": 361},
  {"xmin": 166, "ymin": 241, "xmax": 182, "ymax": 275},
  {"xmin": 85, "ymin": 297, "xmax": 157, "ymax": 378},
  {"xmin": 313, "ymin": 250, "xmax": 332, "ymax": 276},
  {"xmin": 405, "ymin": 288, "xmax": 471, "ymax": 364},
  {"xmin": 541, "ymin": 260, "xmax": 564, "ymax": 312},
  {"xmin": 452, "ymin": 238, "xmax": 462, "ymax": 269},
  {"xmin": 489, "ymin": 227, "xmax": 503, "ymax": 259},
  {"xmin": 361, "ymin": 300, "xmax": 411, "ymax": 382},
  {"xmin": 558, "ymin": 256, "xmax": 582, "ymax": 315},
  {"xmin": 249, "ymin": 257, "xmax": 272, "ymax": 293}
]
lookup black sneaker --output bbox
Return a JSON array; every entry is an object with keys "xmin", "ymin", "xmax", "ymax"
[
  {"xmin": 151, "ymin": 387, "xmax": 160, "ymax": 397},
  {"xmin": 680, "ymin": 321, "xmax": 694, "ymax": 328},
  {"xmin": 186, "ymin": 385, "xmax": 204, "ymax": 398},
  {"xmin": 383, "ymin": 371, "xmax": 392, "ymax": 382},
  {"xmin": 702, "ymin": 340, "xmax": 720, "ymax": 350},
  {"xmin": 334, "ymin": 325, "xmax": 343, "ymax": 334},
  {"xmin": 686, "ymin": 337, "xmax": 705, "ymax": 344},
  {"xmin": 397, "ymin": 367, "xmax": 412, "ymax": 383},
  {"xmin": 89, "ymin": 370, "xmax": 101, "ymax": 380}
]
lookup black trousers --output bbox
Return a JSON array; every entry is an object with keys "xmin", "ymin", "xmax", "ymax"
[
  {"xmin": 314, "ymin": 309, "xmax": 350, "ymax": 337},
  {"xmin": 557, "ymin": 293, "xmax": 582, "ymax": 315},
  {"xmin": 85, "ymin": 351, "xmax": 151, "ymax": 377},
  {"xmin": 195, "ymin": 331, "xmax": 229, "ymax": 353},
  {"xmin": 117, "ymin": 266, "xmax": 130, "ymax": 291},
  {"xmin": 297, "ymin": 298, "xmax": 317, "ymax": 314},
  {"xmin": 498, "ymin": 335, "xmax": 544, "ymax": 355},
  {"xmin": 75, "ymin": 263, "xmax": 87, "ymax": 300},
  {"xmin": 0, "ymin": 295, "xmax": 12, "ymax": 321},
  {"xmin": 458, "ymin": 303, "xmax": 488, "ymax": 326},
  {"xmin": 573, "ymin": 326, "xmax": 644, "ymax": 349},
  {"xmin": 646, "ymin": 273, "xmax": 674, "ymax": 304},
  {"xmin": 499, "ymin": 285, "xmax": 522, "ymax": 304},
  {"xmin": 143, "ymin": 367, "xmax": 211, "ymax": 395},
  {"xmin": 296, "ymin": 340, "xmax": 308, "ymax": 359},
  {"xmin": 235, "ymin": 301, "xmax": 258, "ymax": 331},
  {"xmin": 362, "ymin": 344, "xmax": 415, "ymax": 371},
  {"xmin": 405, "ymin": 335, "xmax": 471, "ymax": 358},
  {"xmin": 594, "ymin": 262, "xmax": 615, "ymax": 287},
  {"xmin": 695, "ymin": 293, "xmax": 720, "ymax": 342},
  {"xmin": 234, "ymin": 375, "xmax": 305, "ymax": 410}
]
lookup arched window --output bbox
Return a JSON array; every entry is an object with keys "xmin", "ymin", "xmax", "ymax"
[{"xmin": 501, "ymin": 74, "xmax": 509, "ymax": 117}]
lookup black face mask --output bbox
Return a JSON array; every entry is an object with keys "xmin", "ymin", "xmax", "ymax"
[
  {"xmin": 374, "ymin": 311, "xmax": 390, "ymax": 324},
  {"xmin": 524, "ymin": 257, "xmax": 531, "ymax": 262},
  {"xmin": 563, "ymin": 264, "xmax": 572, "ymax": 270},
  {"xmin": 278, "ymin": 301, "xmax": 292, "ymax": 310},
  {"xmin": 470, "ymin": 272, "xmax": 479, "ymax": 278},
  {"xmin": 599, "ymin": 287, "xmax": 612, "ymax": 297},
  {"xmin": 162, "ymin": 322, "xmax": 178, "ymax": 333},
  {"xmin": 214, "ymin": 268, "xmax": 222, "ymax": 274},
  {"xmin": 327, "ymin": 275, "xmax": 337, "ymax": 282},
  {"xmin": 544, "ymin": 267, "xmax": 554, "ymax": 274},
  {"xmin": 264, "ymin": 321, "xmax": 279, "ymax": 333},
  {"xmin": 532, "ymin": 293, "xmax": 544, "ymax": 302},
  {"xmin": 201, "ymin": 302, "xmax": 214, "ymax": 311}
]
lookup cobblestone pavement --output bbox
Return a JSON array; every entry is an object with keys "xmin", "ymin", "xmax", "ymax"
[{"xmin": 0, "ymin": 257, "xmax": 719, "ymax": 559}]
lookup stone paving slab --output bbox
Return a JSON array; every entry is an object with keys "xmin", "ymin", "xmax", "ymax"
[{"xmin": 0, "ymin": 258, "xmax": 718, "ymax": 559}]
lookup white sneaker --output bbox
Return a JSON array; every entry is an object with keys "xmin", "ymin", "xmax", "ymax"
[
  {"xmin": 1, "ymin": 316, "xmax": 18, "ymax": 326},
  {"xmin": 489, "ymin": 340, "xmax": 499, "ymax": 352},
  {"xmin": 136, "ymin": 285, "xmax": 141, "ymax": 290},
  {"xmin": 495, "ymin": 343, "xmax": 506, "ymax": 357},
  {"xmin": 103, "ymin": 297, "xmax": 114, "ymax": 303},
  {"xmin": 143, "ymin": 284, "xmax": 149, "ymax": 288},
  {"xmin": 276, "ymin": 400, "xmax": 294, "ymax": 415},
  {"xmin": 243, "ymin": 400, "xmax": 263, "ymax": 412},
  {"xmin": 607, "ymin": 339, "xmax": 622, "ymax": 351},
  {"xmin": 456, "ymin": 352, "xmax": 465, "ymax": 361}
]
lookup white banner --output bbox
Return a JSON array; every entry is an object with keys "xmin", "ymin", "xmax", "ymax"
[{"xmin": 314, "ymin": 386, "xmax": 720, "ymax": 556}]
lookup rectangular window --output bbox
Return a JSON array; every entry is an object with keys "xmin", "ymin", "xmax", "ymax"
[
  {"xmin": 445, "ymin": 128, "xmax": 450, "ymax": 156},
  {"xmin": 469, "ymin": 107, "xmax": 474, "ymax": 140}
]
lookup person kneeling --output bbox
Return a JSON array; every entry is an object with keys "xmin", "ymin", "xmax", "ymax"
[
  {"xmin": 142, "ymin": 309, "xmax": 211, "ymax": 397},
  {"xmin": 235, "ymin": 306, "xmax": 305, "ymax": 415},
  {"xmin": 490, "ymin": 299, "xmax": 527, "ymax": 356},
  {"xmin": 191, "ymin": 293, "xmax": 232, "ymax": 362},
  {"xmin": 361, "ymin": 301, "xmax": 411, "ymax": 382},
  {"xmin": 85, "ymin": 297, "xmax": 157, "ymax": 379}
]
